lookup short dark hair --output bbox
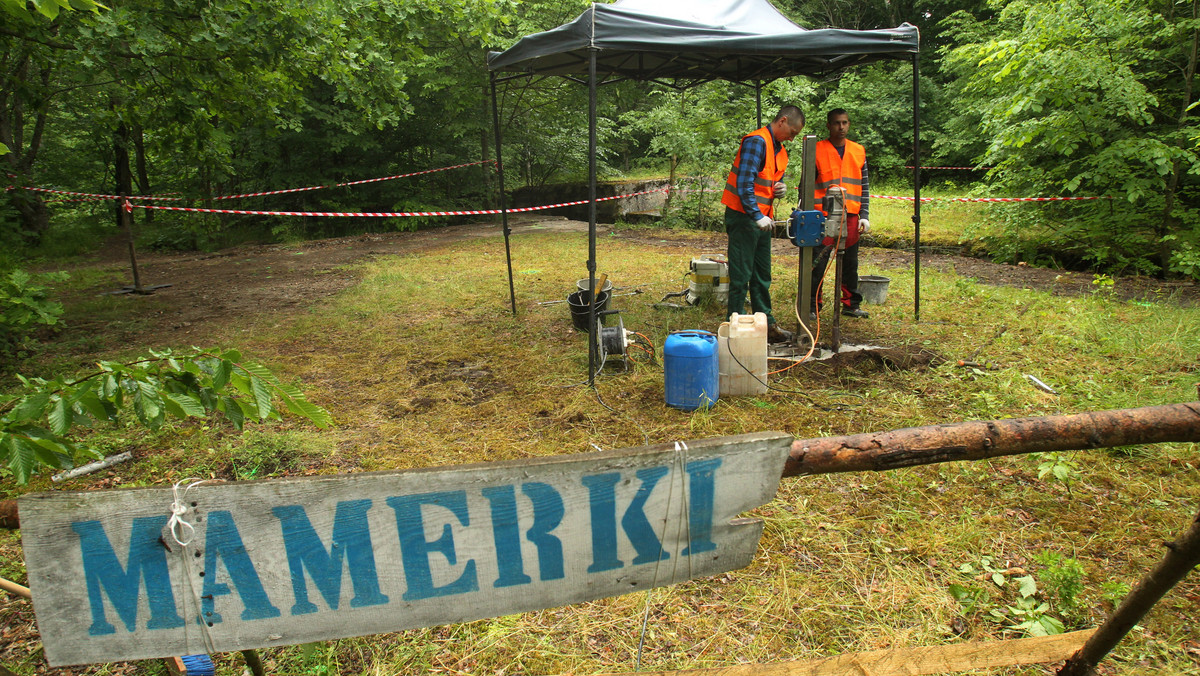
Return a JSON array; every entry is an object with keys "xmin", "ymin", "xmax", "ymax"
[
  {"xmin": 827, "ymin": 108, "xmax": 849, "ymax": 123},
  {"xmin": 776, "ymin": 105, "xmax": 805, "ymax": 127}
]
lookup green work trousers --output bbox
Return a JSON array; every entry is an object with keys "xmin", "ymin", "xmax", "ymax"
[{"xmin": 724, "ymin": 207, "xmax": 775, "ymax": 325}]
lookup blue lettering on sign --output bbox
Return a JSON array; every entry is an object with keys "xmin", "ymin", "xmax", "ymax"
[
  {"xmin": 681, "ymin": 458, "xmax": 722, "ymax": 556},
  {"xmin": 200, "ymin": 511, "xmax": 281, "ymax": 625},
  {"xmin": 481, "ymin": 485, "xmax": 531, "ymax": 587},
  {"xmin": 582, "ymin": 473, "xmax": 623, "ymax": 573},
  {"xmin": 273, "ymin": 500, "xmax": 390, "ymax": 615},
  {"xmin": 480, "ymin": 482, "xmax": 566, "ymax": 588},
  {"xmin": 72, "ymin": 516, "xmax": 185, "ymax": 636},
  {"xmin": 623, "ymin": 467, "xmax": 671, "ymax": 565},
  {"xmin": 522, "ymin": 482, "xmax": 565, "ymax": 581},
  {"xmin": 66, "ymin": 457, "xmax": 725, "ymax": 632},
  {"xmin": 584, "ymin": 461, "xmax": 723, "ymax": 571},
  {"xmin": 387, "ymin": 491, "xmax": 479, "ymax": 601}
]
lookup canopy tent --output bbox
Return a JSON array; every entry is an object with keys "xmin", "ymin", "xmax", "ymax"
[{"xmin": 486, "ymin": 0, "xmax": 922, "ymax": 382}]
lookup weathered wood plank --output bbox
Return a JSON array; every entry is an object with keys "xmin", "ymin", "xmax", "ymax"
[
  {"xmin": 589, "ymin": 629, "xmax": 1096, "ymax": 676},
  {"xmin": 20, "ymin": 433, "xmax": 790, "ymax": 667}
]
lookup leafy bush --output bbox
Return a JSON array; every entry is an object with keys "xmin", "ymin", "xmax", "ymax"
[
  {"xmin": 0, "ymin": 348, "xmax": 332, "ymax": 484},
  {"xmin": 0, "ymin": 268, "xmax": 68, "ymax": 356},
  {"xmin": 1034, "ymin": 550, "xmax": 1086, "ymax": 625}
]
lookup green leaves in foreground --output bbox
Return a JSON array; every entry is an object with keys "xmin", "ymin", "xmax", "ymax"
[{"xmin": 0, "ymin": 348, "xmax": 332, "ymax": 484}]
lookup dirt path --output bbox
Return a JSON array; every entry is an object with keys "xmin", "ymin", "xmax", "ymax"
[{"xmin": 72, "ymin": 218, "xmax": 1199, "ymax": 345}]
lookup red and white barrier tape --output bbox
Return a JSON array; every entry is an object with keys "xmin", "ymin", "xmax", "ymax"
[
  {"xmin": 207, "ymin": 160, "xmax": 497, "ymax": 200},
  {"xmin": 903, "ymin": 166, "xmax": 993, "ymax": 170},
  {"xmin": 124, "ymin": 187, "xmax": 670, "ymax": 218},
  {"xmin": 7, "ymin": 160, "xmax": 496, "ymax": 203},
  {"xmin": 872, "ymin": 194, "xmax": 1111, "ymax": 203}
]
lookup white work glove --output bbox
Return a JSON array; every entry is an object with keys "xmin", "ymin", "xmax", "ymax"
[
  {"xmin": 772, "ymin": 182, "xmax": 787, "ymax": 198},
  {"xmin": 859, "ymin": 218, "xmax": 871, "ymax": 234},
  {"xmin": 756, "ymin": 215, "xmax": 774, "ymax": 230}
]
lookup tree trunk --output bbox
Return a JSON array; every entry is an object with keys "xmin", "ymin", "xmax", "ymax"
[
  {"xmin": 5, "ymin": 189, "xmax": 50, "ymax": 243},
  {"xmin": 783, "ymin": 402, "xmax": 1200, "ymax": 477},
  {"xmin": 133, "ymin": 122, "xmax": 154, "ymax": 223},
  {"xmin": 1057, "ymin": 509, "xmax": 1200, "ymax": 675},
  {"xmin": 112, "ymin": 113, "xmax": 143, "ymax": 292},
  {"xmin": 0, "ymin": 50, "xmax": 53, "ymax": 244}
]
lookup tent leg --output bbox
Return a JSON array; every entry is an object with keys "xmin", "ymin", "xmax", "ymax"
[
  {"xmin": 587, "ymin": 48, "xmax": 599, "ymax": 387},
  {"xmin": 490, "ymin": 74, "xmax": 517, "ymax": 317},
  {"xmin": 911, "ymin": 54, "xmax": 922, "ymax": 323}
]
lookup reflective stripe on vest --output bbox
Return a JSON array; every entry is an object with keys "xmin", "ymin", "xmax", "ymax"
[
  {"xmin": 720, "ymin": 127, "xmax": 788, "ymax": 219},
  {"xmin": 813, "ymin": 139, "xmax": 865, "ymax": 215}
]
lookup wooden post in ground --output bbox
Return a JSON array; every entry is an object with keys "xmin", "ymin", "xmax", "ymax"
[
  {"xmin": 1057, "ymin": 509, "xmax": 1200, "ymax": 676},
  {"xmin": 119, "ymin": 196, "xmax": 144, "ymax": 294}
]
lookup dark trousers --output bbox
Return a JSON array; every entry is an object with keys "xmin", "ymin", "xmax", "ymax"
[
  {"xmin": 810, "ymin": 214, "xmax": 863, "ymax": 310},
  {"xmin": 725, "ymin": 207, "xmax": 775, "ymax": 325}
]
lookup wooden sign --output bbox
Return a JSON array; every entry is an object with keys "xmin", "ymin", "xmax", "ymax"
[{"xmin": 19, "ymin": 432, "xmax": 791, "ymax": 666}]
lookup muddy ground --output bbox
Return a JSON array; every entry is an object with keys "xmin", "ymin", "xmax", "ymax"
[{"xmin": 70, "ymin": 216, "xmax": 1199, "ymax": 347}]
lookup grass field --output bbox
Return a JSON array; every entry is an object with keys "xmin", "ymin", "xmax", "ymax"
[{"xmin": 1, "ymin": 226, "xmax": 1198, "ymax": 675}]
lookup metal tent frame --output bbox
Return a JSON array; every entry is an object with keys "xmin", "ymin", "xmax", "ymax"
[{"xmin": 487, "ymin": 0, "xmax": 922, "ymax": 384}]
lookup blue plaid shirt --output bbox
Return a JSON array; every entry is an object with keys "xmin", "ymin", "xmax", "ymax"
[{"xmin": 734, "ymin": 130, "xmax": 781, "ymax": 221}]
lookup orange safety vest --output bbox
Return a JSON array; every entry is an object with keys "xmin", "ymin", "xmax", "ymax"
[
  {"xmin": 721, "ymin": 127, "xmax": 788, "ymax": 220},
  {"xmin": 814, "ymin": 139, "xmax": 865, "ymax": 215}
]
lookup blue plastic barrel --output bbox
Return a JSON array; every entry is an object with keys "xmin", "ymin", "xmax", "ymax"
[{"xmin": 663, "ymin": 331, "xmax": 719, "ymax": 410}]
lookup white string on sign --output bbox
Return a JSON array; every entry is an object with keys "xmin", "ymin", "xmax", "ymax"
[
  {"xmin": 636, "ymin": 440, "xmax": 692, "ymax": 671},
  {"xmin": 164, "ymin": 477, "xmax": 220, "ymax": 655},
  {"xmin": 167, "ymin": 477, "xmax": 209, "ymax": 546}
]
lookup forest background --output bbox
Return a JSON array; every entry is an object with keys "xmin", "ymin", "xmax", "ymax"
[
  {"xmin": 1, "ymin": 1, "xmax": 1199, "ymax": 673},
  {"xmin": 2, "ymin": 0, "xmax": 1197, "ymax": 279}
]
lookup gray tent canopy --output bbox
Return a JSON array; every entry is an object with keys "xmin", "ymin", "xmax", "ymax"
[
  {"xmin": 486, "ymin": 0, "xmax": 922, "ymax": 384},
  {"xmin": 487, "ymin": 0, "xmax": 918, "ymax": 83}
]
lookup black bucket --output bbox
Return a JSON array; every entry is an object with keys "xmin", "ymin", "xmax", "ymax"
[{"xmin": 567, "ymin": 289, "xmax": 611, "ymax": 331}]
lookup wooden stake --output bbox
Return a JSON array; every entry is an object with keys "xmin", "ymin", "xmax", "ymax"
[{"xmin": 587, "ymin": 629, "xmax": 1095, "ymax": 676}]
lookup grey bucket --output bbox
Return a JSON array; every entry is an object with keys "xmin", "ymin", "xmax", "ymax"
[
  {"xmin": 859, "ymin": 275, "xmax": 891, "ymax": 305},
  {"xmin": 576, "ymin": 277, "xmax": 614, "ymax": 296}
]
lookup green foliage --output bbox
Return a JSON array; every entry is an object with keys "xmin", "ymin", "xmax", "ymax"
[
  {"xmin": 951, "ymin": 556, "xmax": 1066, "ymax": 637},
  {"xmin": 942, "ymin": 0, "xmax": 1200, "ymax": 277},
  {"xmin": 0, "ymin": 269, "xmax": 68, "ymax": 357},
  {"xmin": 1, "ymin": 0, "xmax": 103, "ymax": 22},
  {"xmin": 1034, "ymin": 550, "xmax": 1085, "ymax": 624},
  {"xmin": 1100, "ymin": 579, "xmax": 1132, "ymax": 607},
  {"xmin": 998, "ymin": 575, "xmax": 1066, "ymax": 637},
  {"xmin": 225, "ymin": 430, "xmax": 312, "ymax": 481},
  {"xmin": 1034, "ymin": 451, "xmax": 1079, "ymax": 484},
  {"xmin": 0, "ymin": 348, "xmax": 332, "ymax": 484}
]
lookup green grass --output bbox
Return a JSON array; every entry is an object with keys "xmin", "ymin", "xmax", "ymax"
[
  {"xmin": 2, "ymin": 228, "xmax": 1199, "ymax": 675},
  {"xmin": 868, "ymin": 181, "xmax": 992, "ymax": 250}
]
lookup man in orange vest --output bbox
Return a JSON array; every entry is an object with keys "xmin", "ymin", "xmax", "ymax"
[
  {"xmin": 811, "ymin": 108, "xmax": 871, "ymax": 318},
  {"xmin": 720, "ymin": 105, "xmax": 805, "ymax": 344}
]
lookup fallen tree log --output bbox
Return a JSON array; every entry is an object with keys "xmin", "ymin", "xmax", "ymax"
[
  {"xmin": 2, "ymin": 403, "xmax": 1197, "ymax": 530},
  {"xmin": 785, "ymin": 402, "xmax": 1200, "ymax": 477}
]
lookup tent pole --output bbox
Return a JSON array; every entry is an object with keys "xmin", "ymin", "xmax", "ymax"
[
  {"xmin": 911, "ymin": 53, "xmax": 922, "ymax": 322},
  {"xmin": 755, "ymin": 81, "xmax": 762, "ymax": 128},
  {"xmin": 587, "ymin": 48, "xmax": 599, "ymax": 387},
  {"xmin": 491, "ymin": 73, "xmax": 518, "ymax": 317}
]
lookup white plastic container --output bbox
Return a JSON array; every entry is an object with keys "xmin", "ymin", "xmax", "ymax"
[{"xmin": 717, "ymin": 312, "xmax": 768, "ymax": 396}]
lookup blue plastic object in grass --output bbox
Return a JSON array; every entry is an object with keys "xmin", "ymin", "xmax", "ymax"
[{"xmin": 177, "ymin": 654, "xmax": 215, "ymax": 675}]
